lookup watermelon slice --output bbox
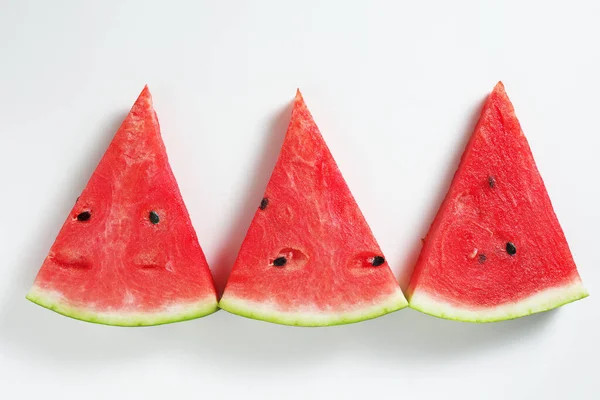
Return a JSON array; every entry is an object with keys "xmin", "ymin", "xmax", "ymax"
[
  {"xmin": 407, "ymin": 82, "xmax": 588, "ymax": 322},
  {"xmin": 27, "ymin": 87, "xmax": 218, "ymax": 326},
  {"xmin": 219, "ymin": 90, "xmax": 407, "ymax": 326}
]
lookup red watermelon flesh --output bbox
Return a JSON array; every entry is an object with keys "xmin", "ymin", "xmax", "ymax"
[
  {"xmin": 407, "ymin": 82, "xmax": 588, "ymax": 322},
  {"xmin": 219, "ymin": 91, "xmax": 407, "ymax": 326},
  {"xmin": 27, "ymin": 87, "xmax": 218, "ymax": 326}
]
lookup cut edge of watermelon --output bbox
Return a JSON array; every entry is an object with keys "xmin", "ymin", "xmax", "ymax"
[
  {"xmin": 26, "ymin": 285, "xmax": 219, "ymax": 327},
  {"xmin": 219, "ymin": 290, "xmax": 408, "ymax": 327},
  {"xmin": 409, "ymin": 279, "xmax": 588, "ymax": 323}
]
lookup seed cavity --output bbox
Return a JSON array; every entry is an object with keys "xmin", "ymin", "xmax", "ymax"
[
  {"xmin": 149, "ymin": 211, "xmax": 160, "ymax": 224},
  {"xmin": 506, "ymin": 242, "xmax": 517, "ymax": 256},
  {"xmin": 259, "ymin": 198, "xmax": 269, "ymax": 210},
  {"xmin": 272, "ymin": 256, "xmax": 287, "ymax": 267},
  {"xmin": 270, "ymin": 248, "xmax": 307, "ymax": 269},
  {"xmin": 76, "ymin": 211, "xmax": 91, "ymax": 221},
  {"xmin": 478, "ymin": 254, "xmax": 487, "ymax": 264},
  {"xmin": 488, "ymin": 176, "xmax": 496, "ymax": 188},
  {"xmin": 50, "ymin": 254, "xmax": 91, "ymax": 269},
  {"xmin": 138, "ymin": 263, "xmax": 162, "ymax": 269}
]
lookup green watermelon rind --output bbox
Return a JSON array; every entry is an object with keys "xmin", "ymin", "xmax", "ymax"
[
  {"xmin": 219, "ymin": 290, "xmax": 408, "ymax": 327},
  {"xmin": 408, "ymin": 279, "xmax": 588, "ymax": 323},
  {"xmin": 26, "ymin": 286, "xmax": 219, "ymax": 327}
]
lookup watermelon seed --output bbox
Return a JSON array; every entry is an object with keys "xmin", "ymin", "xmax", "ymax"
[
  {"xmin": 488, "ymin": 176, "xmax": 496, "ymax": 188},
  {"xmin": 272, "ymin": 256, "xmax": 287, "ymax": 267},
  {"xmin": 149, "ymin": 211, "xmax": 160, "ymax": 224},
  {"xmin": 478, "ymin": 254, "xmax": 487, "ymax": 264},
  {"xmin": 371, "ymin": 256, "xmax": 385, "ymax": 267},
  {"xmin": 259, "ymin": 198, "xmax": 269, "ymax": 210},
  {"xmin": 76, "ymin": 211, "xmax": 91, "ymax": 221},
  {"xmin": 506, "ymin": 242, "xmax": 517, "ymax": 255}
]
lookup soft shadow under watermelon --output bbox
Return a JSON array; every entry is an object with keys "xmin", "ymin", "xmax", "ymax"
[
  {"xmin": 0, "ymin": 298, "xmax": 554, "ymax": 368},
  {"xmin": 167, "ymin": 305, "xmax": 556, "ymax": 369}
]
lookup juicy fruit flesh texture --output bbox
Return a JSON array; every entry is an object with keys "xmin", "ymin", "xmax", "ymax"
[
  {"xmin": 408, "ymin": 82, "xmax": 586, "ymax": 312},
  {"xmin": 221, "ymin": 91, "xmax": 406, "ymax": 323},
  {"xmin": 29, "ymin": 87, "xmax": 217, "ymax": 320}
]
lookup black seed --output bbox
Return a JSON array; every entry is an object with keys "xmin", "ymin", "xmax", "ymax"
[
  {"xmin": 273, "ymin": 256, "xmax": 287, "ymax": 267},
  {"xmin": 372, "ymin": 256, "xmax": 385, "ymax": 267},
  {"xmin": 506, "ymin": 242, "xmax": 517, "ymax": 256},
  {"xmin": 76, "ymin": 211, "xmax": 91, "ymax": 221},
  {"xmin": 259, "ymin": 198, "xmax": 269, "ymax": 210},
  {"xmin": 488, "ymin": 176, "xmax": 496, "ymax": 188},
  {"xmin": 149, "ymin": 211, "xmax": 160, "ymax": 224},
  {"xmin": 478, "ymin": 254, "xmax": 487, "ymax": 264}
]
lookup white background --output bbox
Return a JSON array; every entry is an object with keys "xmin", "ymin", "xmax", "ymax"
[{"xmin": 0, "ymin": 1, "xmax": 598, "ymax": 399}]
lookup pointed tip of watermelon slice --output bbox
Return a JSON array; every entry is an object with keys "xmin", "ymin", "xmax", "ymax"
[
  {"xmin": 130, "ymin": 85, "xmax": 154, "ymax": 114},
  {"xmin": 489, "ymin": 82, "xmax": 519, "ymax": 118},
  {"xmin": 294, "ymin": 88, "xmax": 305, "ymax": 105},
  {"xmin": 408, "ymin": 280, "xmax": 589, "ymax": 323},
  {"xmin": 26, "ymin": 286, "xmax": 219, "ymax": 327},
  {"xmin": 290, "ymin": 88, "xmax": 317, "ymax": 128},
  {"xmin": 219, "ymin": 290, "xmax": 408, "ymax": 327}
]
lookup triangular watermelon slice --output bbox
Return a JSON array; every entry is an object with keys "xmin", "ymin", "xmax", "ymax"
[
  {"xmin": 27, "ymin": 87, "xmax": 218, "ymax": 326},
  {"xmin": 407, "ymin": 82, "xmax": 588, "ymax": 322},
  {"xmin": 219, "ymin": 91, "xmax": 408, "ymax": 326}
]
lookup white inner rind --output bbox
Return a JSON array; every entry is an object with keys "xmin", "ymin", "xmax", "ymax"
[
  {"xmin": 26, "ymin": 285, "xmax": 219, "ymax": 326},
  {"xmin": 409, "ymin": 279, "xmax": 588, "ymax": 322},
  {"xmin": 219, "ymin": 289, "xmax": 408, "ymax": 326}
]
